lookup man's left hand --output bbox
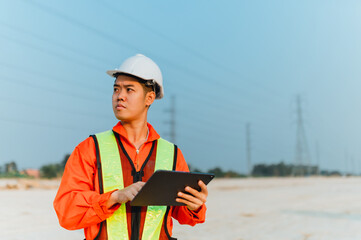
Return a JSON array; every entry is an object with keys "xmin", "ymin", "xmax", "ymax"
[{"xmin": 176, "ymin": 180, "xmax": 208, "ymax": 211}]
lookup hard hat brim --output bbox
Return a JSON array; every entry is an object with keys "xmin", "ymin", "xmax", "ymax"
[
  {"xmin": 106, "ymin": 70, "xmax": 163, "ymax": 99},
  {"xmin": 106, "ymin": 70, "xmax": 153, "ymax": 81}
]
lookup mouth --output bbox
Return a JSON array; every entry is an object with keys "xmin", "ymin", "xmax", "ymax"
[{"xmin": 115, "ymin": 104, "xmax": 126, "ymax": 110}]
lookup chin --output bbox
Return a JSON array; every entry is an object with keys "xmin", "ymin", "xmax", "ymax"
[
  {"xmin": 115, "ymin": 115, "xmax": 125, "ymax": 121},
  {"xmin": 114, "ymin": 114, "xmax": 131, "ymax": 122},
  {"xmin": 113, "ymin": 112, "xmax": 124, "ymax": 120}
]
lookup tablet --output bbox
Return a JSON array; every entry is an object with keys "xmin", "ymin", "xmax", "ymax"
[{"xmin": 130, "ymin": 170, "xmax": 214, "ymax": 206}]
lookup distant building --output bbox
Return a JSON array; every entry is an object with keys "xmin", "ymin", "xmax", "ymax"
[{"xmin": 22, "ymin": 169, "xmax": 40, "ymax": 178}]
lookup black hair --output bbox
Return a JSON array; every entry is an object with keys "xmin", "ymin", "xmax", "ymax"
[{"xmin": 113, "ymin": 73, "xmax": 160, "ymax": 97}]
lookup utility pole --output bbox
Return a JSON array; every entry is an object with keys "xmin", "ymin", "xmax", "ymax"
[
  {"xmin": 164, "ymin": 95, "xmax": 176, "ymax": 143},
  {"xmin": 293, "ymin": 95, "xmax": 311, "ymax": 176},
  {"xmin": 246, "ymin": 123, "xmax": 252, "ymax": 176},
  {"xmin": 344, "ymin": 149, "xmax": 348, "ymax": 177},
  {"xmin": 351, "ymin": 155, "xmax": 355, "ymax": 176},
  {"xmin": 316, "ymin": 141, "xmax": 320, "ymax": 176},
  {"xmin": 170, "ymin": 95, "xmax": 176, "ymax": 143}
]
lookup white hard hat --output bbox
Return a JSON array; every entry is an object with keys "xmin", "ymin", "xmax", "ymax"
[{"xmin": 106, "ymin": 54, "xmax": 164, "ymax": 99}]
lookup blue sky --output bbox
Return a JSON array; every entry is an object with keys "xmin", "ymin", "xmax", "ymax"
[{"xmin": 1, "ymin": 0, "xmax": 361, "ymax": 174}]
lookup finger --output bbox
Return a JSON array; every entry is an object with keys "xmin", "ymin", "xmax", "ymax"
[
  {"xmin": 183, "ymin": 186, "xmax": 206, "ymax": 203},
  {"xmin": 130, "ymin": 188, "xmax": 136, "ymax": 196},
  {"xmin": 178, "ymin": 192, "xmax": 203, "ymax": 206},
  {"xmin": 176, "ymin": 198, "xmax": 200, "ymax": 211},
  {"xmin": 135, "ymin": 181, "xmax": 146, "ymax": 186},
  {"xmin": 129, "ymin": 187, "xmax": 139, "ymax": 196},
  {"xmin": 134, "ymin": 182, "xmax": 145, "ymax": 191},
  {"xmin": 198, "ymin": 181, "xmax": 208, "ymax": 196},
  {"xmin": 123, "ymin": 186, "xmax": 138, "ymax": 200},
  {"xmin": 184, "ymin": 186, "xmax": 201, "ymax": 199},
  {"xmin": 130, "ymin": 182, "xmax": 145, "ymax": 192},
  {"xmin": 127, "ymin": 183, "xmax": 144, "ymax": 201},
  {"xmin": 129, "ymin": 184, "xmax": 142, "ymax": 197},
  {"xmin": 127, "ymin": 191, "xmax": 137, "ymax": 201},
  {"xmin": 133, "ymin": 181, "xmax": 145, "ymax": 187},
  {"xmin": 122, "ymin": 190, "xmax": 133, "ymax": 201}
]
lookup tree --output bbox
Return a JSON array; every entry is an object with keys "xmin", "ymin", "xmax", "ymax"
[
  {"xmin": 207, "ymin": 167, "xmax": 225, "ymax": 178},
  {"xmin": 40, "ymin": 163, "xmax": 62, "ymax": 179},
  {"xmin": 207, "ymin": 167, "xmax": 244, "ymax": 178},
  {"xmin": 40, "ymin": 153, "xmax": 70, "ymax": 179},
  {"xmin": 5, "ymin": 161, "xmax": 18, "ymax": 174},
  {"xmin": 61, "ymin": 154, "xmax": 70, "ymax": 169},
  {"xmin": 188, "ymin": 164, "xmax": 203, "ymax": 173}
]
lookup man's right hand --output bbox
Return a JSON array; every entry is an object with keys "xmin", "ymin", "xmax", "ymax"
[{"xmin": 106, "ymin": 181, "xmax": 145, "ymax": 208}]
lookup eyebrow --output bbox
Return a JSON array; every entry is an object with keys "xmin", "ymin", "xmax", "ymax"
[{"xmin": 113, "ymin": 83, "xmax": 136, "ymax": 87}]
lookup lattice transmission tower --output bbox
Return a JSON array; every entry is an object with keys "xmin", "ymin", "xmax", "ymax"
[
  {"xmin": 293, "ymin": 95, "xmax": 312, "ymax": 176},
  {"xmin": 246, "ymin": 123, "xmax": 252, "ymax": 176},
  {"xmin": 164, "ymin": 95, "xmax": 176, "ymax": 143}
]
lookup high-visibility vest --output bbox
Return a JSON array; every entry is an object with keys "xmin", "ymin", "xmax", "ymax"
[{"xmin": 92, "ymin": 130, "xmax": 176, "ymax": 240}]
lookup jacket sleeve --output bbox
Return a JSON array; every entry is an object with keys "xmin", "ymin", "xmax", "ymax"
[
  {"xmin": 53, "ymin": 137, "xmax": 120, "ymax": 230},
  {"xmin": 171, "ymin": 148, "xmax": 207, "ymax": 226}
]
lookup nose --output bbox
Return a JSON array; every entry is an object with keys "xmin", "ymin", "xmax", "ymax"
[{"xmin": 116, "ymin": 89, "xmax": 127, "ymax": 101}]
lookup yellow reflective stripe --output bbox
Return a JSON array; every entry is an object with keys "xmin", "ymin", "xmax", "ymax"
[
  {"xmin": 154, "ymin": 138, "xmax": 175, "ymax": 171},
  {"xmin": 142, "ymin": 138, "xmax": 174, "ymax": 240},
  {"xmin": 96, "ymin": 133, "xmax": 175, "ymax": 240},
  {"xmin": 142, "ymin": 205, "xmax": 167, "ymax": 240},
  {"xmin": 96, "ymin": 130, "xmax": 129, "ymax": 240},
  {"xmin": 106, "ymin": 204, "xmax": 128, "ymax": 240}
]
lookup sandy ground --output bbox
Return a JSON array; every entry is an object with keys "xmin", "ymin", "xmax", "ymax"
[{"xmin": 1, "ymin": 177, "xmax": 361, "ymax": 240}]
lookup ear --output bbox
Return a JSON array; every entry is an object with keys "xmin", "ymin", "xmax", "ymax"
[{"xmin": 145, "ymin": 91, "xmax": 156, "ymax": 107}]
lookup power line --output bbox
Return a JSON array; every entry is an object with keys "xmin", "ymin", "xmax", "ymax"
[
  {"xmin": 0, "ymin": 66, "xmax": 279, "ymax": 135},
  {"xmin": 0, "ymin": 74, "xmax": 105, "ymax": 102},
  {"xmin": 0, "ymin": 116, "xmax": 90, "ymax": 131},
  {"xmin": 2, "ymin": 1, "xmax": 288, "ymax": 131},
  {"xmin": 0, "ymin": 61, "xmax": 109, "ymax": 94},
  {"xmin": 0, "ymin": 21, "xmax": 113, "ymax": 66},
  {"xmin": 0, "ymin": 1, "xmax": 292, "ymax": 152},
  {"xmin": 175, "ymin": 89, "xmax": 285, "ymax": 129},
  {"xmin": 22, "ymin": 0, "xmax": 285, "ymax": 107},
  {"xmin": 0, "ymin": 96, "xmax": 113, "ymax": 120},
  {"xmin": 175, "ymin": 107, "xmax": 287, "ymax": 146},
  {"xmin": 0, "ymin": 32, "xmax": 104, "ymax": 72},
  {"xmin": 0, "ymin": 24, "xmax": 284, "ymax": 124},
  {"xmin": 0, "ymin": 73, "xmax": 262, "ymax": 144},
  {"xmin": 2, "ymin": 33, "xmax": 276, "ymax": 125},
  {"xmin": 179, "ymin": 125, "xmax": 286, "ymax": 164},
  {"xmin": 20, "ymin": 0, "xmax": 142, "ymax": 52},
  {"xmin": 100, "ymin": 0, "xmax": 286, "ymax": 98},
  {"xmin": 177, "ymin": 126, "xmax": 238, "ymax": 152},
  {"xmin": 0, "ymin": 44, "xmax": 276, "ymax": 128},
  {"xmin": 0, "ymin": 61, "xmax": 288, "ymax": 150}
]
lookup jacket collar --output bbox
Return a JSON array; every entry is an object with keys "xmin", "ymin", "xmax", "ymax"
[{"xmin": 112, "ymin": 121, "xmax": 160, "ymax": 144}]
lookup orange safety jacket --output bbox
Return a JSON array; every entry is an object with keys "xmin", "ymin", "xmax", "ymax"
[{"xmin": 53, "ymin": 122, "xmax": 206, "ymax": 240}]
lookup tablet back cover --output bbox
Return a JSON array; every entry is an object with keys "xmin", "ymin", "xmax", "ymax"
[{"xmin": 130, "ymin": 170, "xmax": 214, "ymax": 206}]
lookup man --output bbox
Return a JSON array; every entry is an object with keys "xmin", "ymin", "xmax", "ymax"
[{"xmin": 53, "ymin": 54, "xmax": 208, "ymax": 240}]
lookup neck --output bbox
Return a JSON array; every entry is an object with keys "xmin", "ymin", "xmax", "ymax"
[{"xmin": 121, "ymin": 118, "xmax": 149, "ymax": 149}]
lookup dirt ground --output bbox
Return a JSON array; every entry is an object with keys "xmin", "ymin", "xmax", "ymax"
[{"xmin": 1, "ymin": 177, "xmax": 361, "ymax": 240}]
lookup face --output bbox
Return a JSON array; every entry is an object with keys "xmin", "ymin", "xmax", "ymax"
[{"xmin": 112, "ymin": 75, "xmax": 155, "ymax": 122}]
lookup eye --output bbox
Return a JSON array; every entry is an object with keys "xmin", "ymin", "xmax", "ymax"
[
  {"xmin": 113, "ymin": 88, "xmax": 119, "ymax": 93},
  {"xmin": 127, "ymin": 88, "xmax": 134, "ymax": 92}
]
